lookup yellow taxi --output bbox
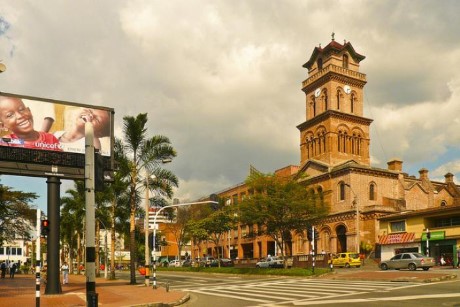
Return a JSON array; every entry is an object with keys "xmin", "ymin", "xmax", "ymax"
[{"xmin": 330, "ymin": 252, "xmax": 362, "ymax": 268}]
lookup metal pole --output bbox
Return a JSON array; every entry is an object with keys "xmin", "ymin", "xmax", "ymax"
[
  {"xmin": 104, "ymin": 231, "xmax": 108, "ymax": 279},
  {"xmin": 312, "ymin": 226, "xmax": 315, "ymax": 273},
  {"xmin": 426, "ymin": 228, "xmax": 430, "ymax": 256},
  {"xmin": 85, "ymin": 122, "xmax": 98, "ymax": 306},
  {"xmin": 36, "ymin": 209, "xmax": 41, "ymax": 307},
  {"xmin": 45, "ymin": 176, "xmax": 62, "ymax": 294},
  {"xmin": 153, "ymin": 215, "xmax": 157, "ymax": 289},
  {"xmin": 144, "ymin": 176, "xmax": 150, "ymax": 286},
  {"xmin": 228, "ymin": 230, "xmax": 231, "ymax": 258},
  {"xmin": 152, "ymin": 200, "xmax": 218, "ymax": 289},
  {"xmin": 355, "ymin": 196, "xmax": 359, "ymax": 253}
]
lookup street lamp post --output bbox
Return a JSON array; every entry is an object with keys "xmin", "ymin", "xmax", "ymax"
[
  {"xmin": 344, "ymin": 183, "xmax": 359, "ymax": 253},
  {"xmin": 152, "ymin": 200, "xmax": 218, "ymax": 289},
  {"xmin": 144, "ymin": 175, "xmax": 151, "ymax": 287}
]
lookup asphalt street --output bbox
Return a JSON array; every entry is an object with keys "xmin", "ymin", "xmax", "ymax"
[{"xmin": 150, "ymin": 269, "xmax": 460, "ymax": 307}]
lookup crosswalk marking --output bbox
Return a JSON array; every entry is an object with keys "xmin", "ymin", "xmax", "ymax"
[{"xmin": 176, "ymin": 278, "xmax": 424, "ymax": 306}]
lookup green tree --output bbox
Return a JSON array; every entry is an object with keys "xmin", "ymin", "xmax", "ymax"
[
  {"xmin": 106, "ymin": 137, "xmax": 131, "ymax": 279},
  {"xmin": 239, "ymin": 172, "xmax": 328, "ymax": 267},
  {"xmin": 0, "ymin": 181, "xmax": 37, "ymax": 245},
  {"xmin": 163, "ymin": 207, "xmax": 192, "ymax": 262},
  {"xmin": 200, "ymin": 209, "xmax": 235, "ymax": 264},
  {"xmin": 120, "ymin": 113, "xmax": 178, "ymax": 284}
]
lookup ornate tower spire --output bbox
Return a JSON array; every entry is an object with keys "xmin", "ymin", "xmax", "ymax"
[{"xmin": 297, "ymin": 38, "xmax": 372, "ymax": 167}]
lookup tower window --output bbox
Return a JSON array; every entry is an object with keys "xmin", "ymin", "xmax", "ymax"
[
  {"xmin": 343, "ymin": 54, "xmax": 349, "ymax": 69},
  {"xmin": 324, "ymin": 91, "xmax": 328, "ymax": 111},
  {"xmin": 351, "ymin": 93, "xmax": 355, "ymax": 113},
  {"xmin": 317, "ymin": 58, "xmax": 323, "ymax": 70},
  {"xmin": 336, "ymin": 90, "xmax": 340, "ymax": 110},
  {"xmin": 369, "ymin": 183, "xmax": 376, "ymax": 201},
  {"xmin": 339, "ymin": 182, "xmax": 346, "ymax": 201},
  {"xmin": 312, "ymin": 97, "xmax": 316, "ymax": 117}
]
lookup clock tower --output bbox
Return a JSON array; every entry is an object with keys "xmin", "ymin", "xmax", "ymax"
[{"xmin": 297, "ymin": 34, "xmax": 372, "ymax": 167}]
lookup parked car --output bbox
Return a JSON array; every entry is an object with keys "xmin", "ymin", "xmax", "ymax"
[
  {"xmin": 256, "ymin": 259, "xmax": 270, "ymax": 268},
  {"xmin": 330, "ymin": 252, "xmax": 361, "ymax": 268},
  {"xmin": 380, "ymin": 252, "xmax": 435, "ymax": 271},
  {"xmin": 268, "ymin": 256, "xmax": 284, "ymax": 268},
  {"xmin": 209, "ymin": 258, "xmax": 234, "ymax": 267},
  {"xmin": 256, "ymin": 256, "xmax": 283, "ymax": 268},
  {"xmin": 169, "ymin": 260, "xmax": 182, "ymax": 267},
  {"xmin": 220, "ymin": 258, "xmax": 234, "ymax": 267}
]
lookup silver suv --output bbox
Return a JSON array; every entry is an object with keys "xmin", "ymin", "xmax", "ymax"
[{"xmin": 267, "ymin": 256, "xmax": 284, "ymax": 268}]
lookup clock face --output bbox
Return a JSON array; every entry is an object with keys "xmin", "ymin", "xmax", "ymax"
[
  {"xmin": 314, "ymin": 88, "xmax": 321, "ymax": 98},
  {"xmin": 344, "ymin": 85, "xmax": 351, "ymax": 94}
]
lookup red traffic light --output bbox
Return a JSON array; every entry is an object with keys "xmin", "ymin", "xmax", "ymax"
[{"xmin": 42, "ymin": 220, "xmax": 49, "ymax": 227}]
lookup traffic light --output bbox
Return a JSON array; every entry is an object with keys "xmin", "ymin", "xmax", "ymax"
[
  {"xmin": 314, "ymin": 229, "xmax": 319, "ymax": 240},
  {"xmin": 307, "ymin": 227, "xmax": 319, "ymax": 241},
  {"xmin": 41, "ymin": 219, "xmax": 49, "ymax": 237},
  {"xmin": 426, "ymin": 231, "xmax": 431, "ymax": 240},
  {"xmin": 210, "ymin": 194, "xmax": 219, "ymax": 211},
  {"xmin": 94, "ymin": 149, "xmax": 105, "ymax": 192},
  {"xmin": 307, "ymin": 227, "xmax": 313, "ymax": 241}
]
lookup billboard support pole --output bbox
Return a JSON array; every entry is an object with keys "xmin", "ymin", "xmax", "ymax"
[
  {"xmin": 85, "ymin": 122, "xmax": 98, "ymax": 306},
  {"xmin": 45, "ymin": 176, "xmax": 62, "ymax": 294}
]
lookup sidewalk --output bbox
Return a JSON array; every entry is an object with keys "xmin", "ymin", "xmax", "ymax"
[{"xmin": 0, "ymin": 273, "xmax": 188, "ymax": 307}]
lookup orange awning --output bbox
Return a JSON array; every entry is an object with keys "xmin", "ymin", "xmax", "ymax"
[{"xmin": 378, "ymin": 232, "xmax": 415, "ymax": 245}]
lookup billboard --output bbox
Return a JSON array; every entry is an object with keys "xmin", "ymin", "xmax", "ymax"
[{"xmin": 0, "ymin": 92, "xmax": 114, "ymax": 180}]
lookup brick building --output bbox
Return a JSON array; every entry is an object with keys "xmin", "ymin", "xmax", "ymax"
[{"xmin": 193, "ymin": 35, "xmax": 460, "ymax": 263}]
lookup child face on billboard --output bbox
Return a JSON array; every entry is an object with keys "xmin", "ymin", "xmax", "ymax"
[
  {"xmin": 0, "ymin": 96, "xmax": 35, "ymax": 135},
  {"xmin": 74, "ymin": 108, "xmax": 110, "ymax": 138}
]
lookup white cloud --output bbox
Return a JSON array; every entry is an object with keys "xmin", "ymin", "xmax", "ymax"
[{"xmin": 2, "ymin": 1, "xmax": 460, "ymax": 211}]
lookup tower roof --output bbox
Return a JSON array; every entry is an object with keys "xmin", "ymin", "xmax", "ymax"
[{"xmin": 303, "ymin": 38, "xmax": 365, "ymax": 69}]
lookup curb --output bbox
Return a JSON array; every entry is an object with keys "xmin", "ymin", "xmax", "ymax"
[
  {"xmin": 131, "ymin": 293, "xmax": 190, "ymax": 307},
  {"xmin": 391, "ymin": 273, "xmax": 457, "ymax": 283}
]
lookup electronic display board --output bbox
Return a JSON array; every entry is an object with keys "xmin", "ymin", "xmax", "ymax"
[{"xmin": 0, "ymin": 92, "xmax": 114, "ymax": 180}]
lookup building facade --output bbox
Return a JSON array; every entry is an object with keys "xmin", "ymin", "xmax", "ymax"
[{"xmin": 191, "ymin": 35, "xmax": 460, "ymax": 263}]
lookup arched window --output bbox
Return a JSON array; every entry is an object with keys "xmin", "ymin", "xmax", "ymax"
[
  {"xmin": 317, "ymin": 58, "xmax": 323, "ymax": 70},
  {"xmin": 324, "ymin": 91, "xmax": 328, "ymax": 111},
  {"xmin": 339, "ymin": 182, "xmax": 346, "ymax": 201},
  {"xmin": 343, "ymin": 54, "xmax": 349, "ymax": 69},
  {"xmin": 441, "ymin": 201, "xmax": 447, "ymax": 207},
  {"xmin": 337, "ymin": 131, "xmax": 342, "ymax": 152},
  {"xmin": 350, "ymin": 93, "xmax": 355, "ymax": 113},
  {"xmin": 336, "ymin": 90, "xmax": 340, "ymax": 110},
  {"xmin": 312, "ymin": 97, "xmax": 316, "ymax": 117},
  {"xmin": 369, "ymin": 183, "xmax": 376, "ymax": 201}
]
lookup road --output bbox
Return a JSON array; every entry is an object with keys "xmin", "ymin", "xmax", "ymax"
[{"xmin": 119, "ymin": 269, "xmax": 460, "ymax": 307}]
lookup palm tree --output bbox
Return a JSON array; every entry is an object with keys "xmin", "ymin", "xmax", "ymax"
[
  {"xmin": 107, "ymin": 138, "xmax": 131, "ymax": 279},
  {"xmin": 120, "ymin": 113, "xmax": 178, "ymax": 285},
  {"xmin": 60, "ymin": 181, "xmax": 86, "ymax": 274}
]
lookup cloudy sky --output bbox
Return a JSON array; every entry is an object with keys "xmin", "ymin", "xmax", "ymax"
[{"xmin": 1, "ymin": 1, "xmax": 460, "ymax": 214}]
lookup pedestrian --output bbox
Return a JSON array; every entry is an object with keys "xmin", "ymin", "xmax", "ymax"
[
  {"xmin": 9, "ymin": 262, "xmax": 16, "ymax": 278},
  {"xmin": 0, "ymin": 261, "xmax": 6, "ymax": 278},
  {"xmin": 61, "ymin": 262, "xmax": 69, "ymax": 284},
  {"xmin": 457, "ymin": 247, "xmax": 460, "ymax": 268}
]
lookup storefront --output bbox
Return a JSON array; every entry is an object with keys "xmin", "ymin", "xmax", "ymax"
[
  {"xmin": 421, "ymin": 231, "xmax": 456, "ymax": 266},
  {"xmin": 378, "ymin": 232, "xmax": 419, "ymax": 260}
]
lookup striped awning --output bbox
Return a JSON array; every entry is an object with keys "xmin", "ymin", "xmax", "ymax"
[{"xmin": 379, "ymin": 232, "xmax": 415, "ymax": 245}]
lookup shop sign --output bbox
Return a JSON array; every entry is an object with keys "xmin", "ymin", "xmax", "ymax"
[
  {"xmin": 379, "ymin": 232, "xmax": 415, "ymax": 245},
  {"xmin": 421, "ymin": 231, "xmax": 445, "ymax": 241}
]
